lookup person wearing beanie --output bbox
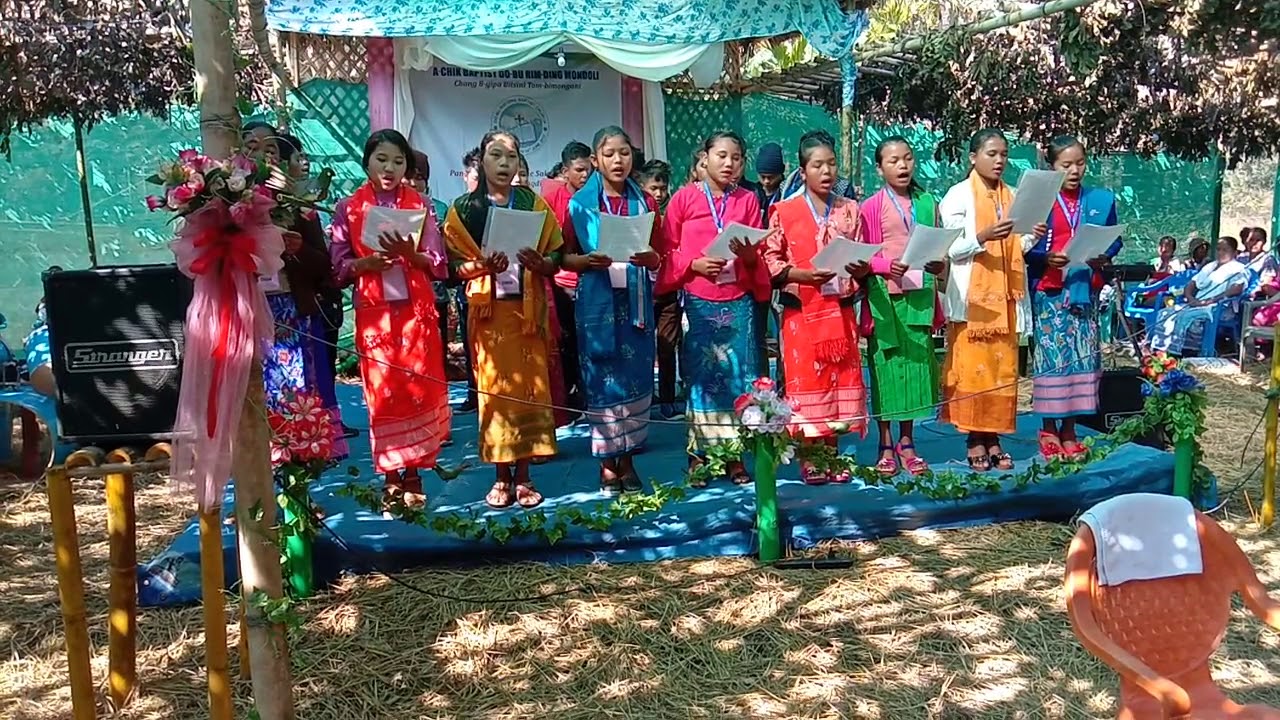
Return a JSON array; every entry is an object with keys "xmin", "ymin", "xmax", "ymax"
[{"xmin": 754, "ymin": 142, "xmax": 786, "ymax": 220}]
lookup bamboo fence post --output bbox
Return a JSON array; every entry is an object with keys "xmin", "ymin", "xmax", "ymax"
[
  {"xmin": 234, "ymin": 364, "xmax": 296, "ymax": 719},
  {"xmin": 104, "ymin": 447, "xmax": 139, "ymax": 710},
  {"xmin": 1261, "ymin": 326, "xmax": 1279, "ymax": 527},
  {"xmin": 46, "ymin": 465, "xmax": 96, "ymax": 720},
  {"xmin": 200, "ymin": 508, "xmax": 233, "ymax": 720},
  {"xmin": 239, "ymin": 601, "xmax": 253, "ymax": 681}
]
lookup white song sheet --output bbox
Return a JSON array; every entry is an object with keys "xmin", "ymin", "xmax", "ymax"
[
  {"xmin": 482, "ymin": 206, "xmax": 547, "ymax": 259},
  {"xmin": 705, "ymin": 222, "xmax": 771, "ymax": 260},
  {"xmin": 597, "ymin": 212, "xmax": 655, "ymax": 260},
  {"xmin": 1007, "ymin": 170, "xmax": 1065, "ymax": 233},
  {"xmin": 360, "ymin": 206, "xmax": 430, "ymax": 302},
  {"xmin": 811, "ymin": 238, "xmax": 880, "ymax": 276},
  {"xmin": 1064, "ymin": 223, "xmax": 1126, "ymax": 266},
  {"xmin": 899, "ymin": 225, "xmax": 963, "ymax": 267}
]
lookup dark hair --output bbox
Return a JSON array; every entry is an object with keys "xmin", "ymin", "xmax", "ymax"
[
  {"xmin": 548, "ymin": 161, "xmax": 564, "ymax": 178},
  {"xmin": 463, "ymin": 131, "xmax": 522, "ymax": 239},
  {"xmin": 241, "ymin": 119, "xmax": 274, "ymax": 138},
  {"xmin": 562, "ymin": 141, "xmax": 591, "ymax": 164},
  {"xmin": 968, "ymin": 128, "xmax": 1008, "ymax": 154},
  {"xmin": 362, "ymin": 129, "xmax": 416, "ymax": 177},
  {"xmin": 686, "ymin": 149, "xmax": 705, "ymax": 183},
  {"xmin": 702, "ymin": 130, "xmax": 745, "ymax": 156},
  {"xmin": 462, "ymin": 146, "xmax": 482, "ymax": 170},
  {"xmin": 411, "ymin": 150, "xmax": 430, "ymax": 182},
  {"xmin": 638, "ymin": 159, "xmax": 671, "ymax": 185},
  {"xmin": 518, "ymin": 153, "xmax": 529, "ymax": 174},
  {"xmin": 1045, "ymin": 134, "xmax": 1085, "ymax": 165},
  {"xmin": 797, "ymin": 129, "xmax": 836, "ymax": 165},
  {"xmin": 632, "ymin": 146, "xmax": 646, "ymax": 170},
  {"xmin": 277, "ymin": 133, "xmax": 303, "ymax": 163},
  {"xmin": 1158, "ymin": 235, "xmax": 1177, "ymax": 248},
  {"xmin": 873, "ymin": 134, "xmax": 923, "ymax": 194},
  {"xmin": 591, "ymin": 125, "xmax": 632, "ymax": 151},
  {"xmin": 1244, "ymin": 227, "xmax": 1268, "ymax": 245},
  {"xmin": 1219, "ymin": 236, "xmax": 1239, "ymax": 253}
]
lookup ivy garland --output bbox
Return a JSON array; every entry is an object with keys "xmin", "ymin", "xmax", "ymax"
[{"xmin": 349, "ymin": 359, "xmax": 1209, "ymax": 545}]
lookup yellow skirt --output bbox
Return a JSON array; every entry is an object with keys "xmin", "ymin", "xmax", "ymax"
[
  {"xmin": 940, "ymin": 321, "xmax": 1018, "ymax": 434},
  {"xmin": 470, "ymin": 299, "xmax": 558, "ymax": 463}
]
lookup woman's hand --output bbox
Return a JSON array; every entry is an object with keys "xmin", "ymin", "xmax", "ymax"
[
  {"xmin": 790, "ymin": 268, "xmax": 836, "ymax": 286},
  {"xmin": 1087, "ymin": 255, "xmax": 1111, "ymax": 271},
  {"xmin": 1030, "ymin": 222, "xmax": 1049, "ymax": 241},
  {"xmin": 630, "ymin": 251, "xmax": 661, "ymax": 270},
  {"xmin": 1047, "ymin": 252, "xmax": 1070, "ymax": 268},
  {"xmin": 888, "ymin": 259, "xmax": 909, "ymax": 279},
  {"xmin": 378, "ymin": 230, "xmax": 417, "ymax": 260},
  {"xmin": 484, "ymin": 251, "xmax": 509, "ymax": 274},
  {"xmin": 516, "ymin": 247, "xmax": 553, "ymax": 275},
  {"xmin": 353, "ymin": 254, "xmax": 393, "ymax": 274},
  {"xmin": 924, "ymin": 260, "xmax": 946, "ymax": 276},
  {"xmin": 691, "ymin": 256, "xmax": 728, "ymax": 279},
  {"xmin": 845, "ymin": 261, "xmax": 871, "ymax": 279},
  {"xmin": 729, "ymin": 237, "xmax": 758, "ymax": 268},
  {"xmin": 282, "ymin": 230, "xmax": 303, "ymax": 255},
  {"xmin": 978, "ymin": 219, "xmax": 1015, "ymax": 244},
  {"xmin": 586, "ymin": 252, "xmax": 613, "ymax": 269}
]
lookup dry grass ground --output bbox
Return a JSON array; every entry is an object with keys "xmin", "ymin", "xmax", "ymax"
[{"xmin": 2, "ymin": 369, "xmax": 1279, "ymax": 719}]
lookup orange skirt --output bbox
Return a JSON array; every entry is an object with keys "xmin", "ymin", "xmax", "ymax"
[
  {"xmin": 780, "ymin": 306, "xmax": 866, "ymax": 438},
  {"xmin": 940, "ymin": 321, "xmax": 1018, "ymax": 434}
]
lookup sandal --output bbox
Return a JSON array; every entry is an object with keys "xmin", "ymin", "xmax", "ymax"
[
  {"xmin": 1060, "ymin": 440, "xmax": 1088, "ymax": 461},
  {"xmin": 688, "ymin": 456, "xmax": 708, "ymax": 488},
  {"xmin": 401, "ymin": 470, "xmax": 427, "ymax": 509},
  {"xmin": 830, "ymin": 468, "xmax": 852, "ymax": 484},
  {"xmin": 874, "ymin": 445, "xmax": 899, "ymax": 477},
  {"xmin": 965, "ymin": 438, "xmax": 990, "ymax": 471},
  {"xmin": 514, "ymin": 482, "xmax": 544, "ymax": 508},
  {"xmin": 600, "ymin": 463, "xmax": 622, "ymax": 496},
  {"xmin": 988, "ymin": 449, "xmax": 1015, "ymax": 471},
  {"xmin": 485, "ymin": 480, "xmax": 514, "ymax": 509},
  {"xmin": 1038, "ymin": 431, "xmax": 1064, "ymax": 460},
  {"xmin": 727, "ymin": 462, "xmax": 752, "ymax": 486},
  {"xmin": 802, "ymin": 462, "xmax": 829, "ymax": 486},
  {"xmin": 896, "ymin": 441, "xmax": 929, "ymax": 477}
]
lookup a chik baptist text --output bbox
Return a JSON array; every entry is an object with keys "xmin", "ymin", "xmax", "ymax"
[{"xmin": 432, "ymin": 65, "xmax": 601, "ymax": 91}]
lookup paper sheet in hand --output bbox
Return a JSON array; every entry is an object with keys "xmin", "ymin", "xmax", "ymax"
[
  {"xmin": 483, "ymin": 207, "xmax": 546, "ymax": 259},
  {"xmin": 361, "ymin": 206, "xmax": 428, "ymax": 251},
  {"xmin": 1007, "ymin": 170, "xmax": 1065, "ymax": 233},
  {"xmin": 811, "ymin": 238, "xmax": 879, "ymax": 276},
  {"xmin": 1064, "ymin": 223, "xmax": 1126, "ymax": 266},
  {"xmin": 899, "ymin": 225, "xmax": 963, "ymax": 267},
  {"xmin": 597, "ymin": 212, "xmax": 655, "ymax": 260},
  {"xmin": 705, "ymin": 222, "xmax": 770, "ymax": 260}
]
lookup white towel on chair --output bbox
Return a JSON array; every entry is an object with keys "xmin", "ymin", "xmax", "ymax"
[{"xmin": 1079, "ymin": 493, "xmax": 1203, "ymax": 587}]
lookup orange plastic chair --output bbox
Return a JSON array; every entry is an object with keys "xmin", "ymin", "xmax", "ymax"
[{"xmin": 1066, "ymin": 509, "xmax": 1280, "ymax": 719}]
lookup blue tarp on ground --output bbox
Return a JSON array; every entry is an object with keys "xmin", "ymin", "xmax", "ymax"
[{"xmin": 138, "ymin": 384, "xmax": 1186, "ymax": 607}]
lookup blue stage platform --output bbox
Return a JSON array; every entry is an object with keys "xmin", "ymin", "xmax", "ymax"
[{"xmin": 138, "ymin": 383, "xmax": 1193, "ymax": 607}]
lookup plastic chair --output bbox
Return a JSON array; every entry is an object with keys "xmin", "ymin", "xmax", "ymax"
[
  {"xmin": 1124, "ymin": 269, "xmax": 1197, "ymax": 330},
  {"xmin": 1065, "ymin": 510, "xmax": 1280, "ymax": 719},
  {"xmin": 1196, "ymin": 269, "xmax": 1261, "ymax": 358}
]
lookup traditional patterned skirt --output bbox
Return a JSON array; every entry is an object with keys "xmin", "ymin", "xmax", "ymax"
[
  {"xmin": 940, "ymin": 313, "xmax": 1018, "ymax": 435},
  {"xmin": 781, "ymin": 304, "xmax": 866, "ymax": 438},
  {"xmin": 866, "ymin": 294, "xmax": 940, "ymax": 423},
  {"xmin": 470, "ymin": 298, "xmax": 558, "ymax": 463},
  {"xmin": 264, "ymin": 293, "xmax": 348, "ymax": 459},
  {"xmin": 578, "ymin": 288, "xmax": 655, "ymax": 458},
  {"xmin": 683, "ymin": 294, "xmax": 759, "ymax": 452},
  {"xmin": 1031, "ymin": 290, "xmax": 1101, "ymax": 418}
]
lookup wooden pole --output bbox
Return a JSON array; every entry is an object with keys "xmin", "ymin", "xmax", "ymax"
[
  {"xmin": 200, "ymin": 509, "xmax": 233, "ymax": 720},
  {"xmin": 104, "ymin": 448, "xmax": 138, "ymax": 710},
  {"xmin": 1262, "ymin": 325, "xmax": 1279, "ymax": 527},
  {"xmin": 46, "ymin": 466, "xmax": 96, "ymax": 720},
  {"xmin": 73, "ymin": 119, "xmax": 99, "ymax": 267},
  {"xmin": 234, "ymin": 364, "xmax": 296, "ymax": 719}
]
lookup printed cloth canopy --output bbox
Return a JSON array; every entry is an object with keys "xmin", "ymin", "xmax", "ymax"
[{"xmin": 266, "ymin": 0, "xmax": 863, "ymax": 58}]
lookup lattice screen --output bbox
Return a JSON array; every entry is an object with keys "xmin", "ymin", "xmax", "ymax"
[{"xmin": 282, "ymin": 32, "xmax": 367, "ymax": 84}]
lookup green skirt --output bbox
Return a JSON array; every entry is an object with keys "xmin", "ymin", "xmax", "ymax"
[{"xmin": 867, "ymin": 292, "xmax": 940, "ymax": 422}]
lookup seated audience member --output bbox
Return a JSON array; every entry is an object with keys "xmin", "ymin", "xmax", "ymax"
[{"xmin": 1149, "ymin": 236, "xmax": 1248, "ymax": 356}]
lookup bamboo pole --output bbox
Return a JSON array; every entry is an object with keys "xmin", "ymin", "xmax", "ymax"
[
  {"xmin": 47, "ymin": 466, "xmax": 96, "ymax": 720},
  {"xmin": 234, "ymin": 364, "xmax": 296, "ymax": 719},
  {"xmin": 1262, "ymin": 326, "xmax": 1279, "ymax": 527},
  {"xmin": 200, "ymin": 508, "xmax": 233, "ymax": 720},
  {"xmin": 104, "ymin": 448, "xmax": 138, "ymax": 710},
  {"xmin": 73, "ymin": 119, "xmax": 99, "ymax": 267}
]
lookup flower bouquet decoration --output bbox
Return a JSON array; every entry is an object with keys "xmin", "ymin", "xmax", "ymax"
[
  {"xmin": 267, "ymin": 391, "xmax": 338, "ymax": 598},
  {"xmin": 732, "ymin": 377, "xmax": 797, "ymax": 563},
  {"xmin": 1139, "ymin": 351, "xmax": 1208, "ymax": 500}
]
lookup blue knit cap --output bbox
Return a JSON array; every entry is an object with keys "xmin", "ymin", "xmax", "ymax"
[{"xmin": 756, "ymin": 143, "xmax": 784, "ymax": 175}]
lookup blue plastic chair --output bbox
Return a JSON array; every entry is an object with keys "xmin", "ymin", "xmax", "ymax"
[
  {"xmin": 1195, "ymin": 268, "xmax": 1261, "ymax": 357},
  {"xmin": 1123, "ymin": 268, "xmax": 1197, "ymax": 329}
]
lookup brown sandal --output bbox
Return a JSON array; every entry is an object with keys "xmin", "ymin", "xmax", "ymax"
[
  {"xmin": 401, "ymin": 470, "xmax": 427, "ymax": 509},
  {"xmin": 485, "ymin": 481, "xmax": 514, "ymax": 509},
  {"xmin": 514, "ymin": 482, "xmax": 544, "ymax": 508},
  {"xmin": 727, "ymin": 462, "xmax": 752, "ymax": 485},
  {"xmin": 688, "ymin": 456, "xmax": 708, "ymax": 488}
]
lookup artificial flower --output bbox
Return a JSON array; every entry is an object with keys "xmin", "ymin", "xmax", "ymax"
[
  {"xmin": 752, "ymin": 377, "xmax": 775, "ymax": 392},
  {"xmin": 145, "ymin": 195, "xmax": 166, "ymax": 211}
]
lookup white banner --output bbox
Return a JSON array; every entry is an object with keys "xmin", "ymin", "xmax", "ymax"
[{"xmin": 407, "ymin": 57, "xmax": 622, "ymax": 201}]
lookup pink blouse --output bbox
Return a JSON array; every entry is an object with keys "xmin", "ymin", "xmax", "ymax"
[
  {"xmin": 328, "ymin": 189, "xmax": 447, "ymax": 288},
  {"xmin": 659, "ymin": 183, "xmax": 771, "ymax": 301}
]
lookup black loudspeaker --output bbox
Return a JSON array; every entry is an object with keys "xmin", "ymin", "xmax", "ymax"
[
  {"xmin": 44, "ymin": 265, "xmax": 193, "ymax": 444},
  {"xmin": 1078, "ymin": 367, "xmax": 1167, "ymax": 449}
]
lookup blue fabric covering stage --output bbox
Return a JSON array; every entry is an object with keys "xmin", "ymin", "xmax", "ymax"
[{"xmin": 139, "ymin": 383, "xmax": 1190, "ymax": 608}]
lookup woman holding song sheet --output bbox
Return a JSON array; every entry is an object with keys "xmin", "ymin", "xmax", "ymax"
[
  {"xmin": 661, "ymin": 130, "xmax": 771, "ymax": 486},
  {"xmin": 858, "ymin": 136, "xmax": 946, "ymax": 478},
  {"xmin": 443, "ymin": 130, "xmax": 562, "ymax": 509},
  {"xmin": 762, "ymin": 130, "xmax": 868, "ymax": 485},
  {"xmin": 562, "ymin": 126, "xmax": 664, "ymax": 495},
  {"xmin": 1024, "ymin": 136, "xmax": 1122, "ymax": 460},
  {"xmin": 939, "ymin": 129, "xmax": 1046, "ymax": 472},
  {"xmin": 329, "ymin": 129, "xmax": 452, "ymax": 509}
]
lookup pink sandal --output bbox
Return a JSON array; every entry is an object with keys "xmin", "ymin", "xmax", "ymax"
[
  {"xmin": 896, "ymin": 441, "xmax": 929, "ymax": 477},
  {"xmin": 801, "ymin": 462, "xmax": 829, "ymax": 485},
  {"xmin": 875, "ymin": 445, "xmax": 898, "ymax": 477}
]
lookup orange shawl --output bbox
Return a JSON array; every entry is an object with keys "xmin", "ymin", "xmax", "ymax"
[{"xmin": 965, "ymin": 171, "xmax": 1023, "ymax": 338}]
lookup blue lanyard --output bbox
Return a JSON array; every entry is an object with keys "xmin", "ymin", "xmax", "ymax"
[
  {"xmin": 701, "ymin": 182, "xmax": 729, "ymax": 232},
  {"xmin": 599, "ymin": 189, "xmax": 625, "ymax": 216},
  {"xmin": 1055, "ymin": 193, "xmax": 1081, "ymax": 231},
  {"xmin": 886, "ymin": 190, "xmax": 914, "ymax": 233},
  {"xmin": 803, "ymin": 191, "xmax": 834, "ymax": 227},
  {"xmin": 489, "ymin": 192, "xmax": 516, "ymax": 209}
]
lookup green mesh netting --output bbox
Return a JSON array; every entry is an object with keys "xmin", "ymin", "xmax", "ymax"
[{"xmin": 665, "ymin": 91, "xmax": 1220, "ymax": 262}]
